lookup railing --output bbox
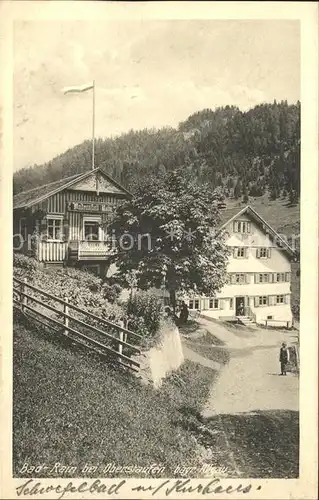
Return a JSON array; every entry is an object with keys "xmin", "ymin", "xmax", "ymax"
[
  {"xmin": 38, "ymin": 241, "xmax": 67, "ymax": 262},
  {"xmin": 77, "ymin": 240, "xmax": 111, "ymax": 260},
  {"xmin": 13, "ymin": 277, "xmax": 142, "ymax": 372},
  {"xmin": 244, "ymin": 306, "xmax": 256, "ymax": 323}
]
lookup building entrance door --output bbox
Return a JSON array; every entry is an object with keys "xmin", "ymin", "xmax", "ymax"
[{"xmin": 236, "ymin": 296, "xmax": 245, "ymax": 316}]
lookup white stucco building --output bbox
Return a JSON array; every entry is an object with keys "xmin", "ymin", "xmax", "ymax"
[{"xmin": 186, "ymin": 205, "xmax": 295, "ymax": 327}]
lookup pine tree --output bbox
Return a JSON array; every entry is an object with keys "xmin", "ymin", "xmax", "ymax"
[{"xmin": 234, "ymin": 180, "xmax": 242, "ymax": 199}]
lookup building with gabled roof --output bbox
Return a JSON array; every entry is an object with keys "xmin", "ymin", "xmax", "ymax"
[
  {"xmin": 185, "ymin": 205, "xmax": 295, "ymax": 327},
  {"xmin": 13, "ymin": 167, "xmax": 131, "ymax": 276}
]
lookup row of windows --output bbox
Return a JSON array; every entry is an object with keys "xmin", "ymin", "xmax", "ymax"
[
  {"xmin": 228, "ymin": 272, "xmax": 291, "ymax": 284},
  {"xmin": 188, "ymin": 295, "xmax": 290, "ymax": 310},
  {"xmin": 255, "ymin": 295, "xmax": 289, "ymax": 307},
  {"xmin": 233, "ymin": 221, "xmax": 251, "ymax": 233},
  {"xmin": 189, "ymin": 298, "xmax": 230, "ymax": 310},
  {"xmin": 233, "ymin": 247, "xmax": 272, "ymax": 259},
  {"xmin": 44, "ymin": 217, "xmax": 102, "ymax": 241}
]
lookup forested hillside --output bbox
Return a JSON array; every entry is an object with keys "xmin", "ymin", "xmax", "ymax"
[{"xmin": 13, "ymin": 101, "xmax": 300, "ymax": 205}]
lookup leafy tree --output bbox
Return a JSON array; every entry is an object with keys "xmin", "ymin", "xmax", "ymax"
[{"xmin": 108, "ymin": 170, "xmax": 229, "ymax": 312}]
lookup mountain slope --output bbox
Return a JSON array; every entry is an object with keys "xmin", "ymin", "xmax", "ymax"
[{"xmin": 14, "ymin": 101, "xmax": 300, "ymax": 204}]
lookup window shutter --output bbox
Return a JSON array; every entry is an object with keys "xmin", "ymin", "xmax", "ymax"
[
  {"xmin": 255, "ymin": 274, "xmax": 260, "ymax": 284},
  {"xmin": 254, "ymin": 297, "xmax": 259, "ymax": 307},
  {"xmin": 233, "ymin": 221, "xmax": 238, "ymax": 233},
  {"xmin": 233, "ymin": 247, "xmax": 237, "ymax": 258},
  {"xmin": 245, "ymin": 274, "xmax": 250, "ymax": 284},
  {"xmin": 219, "ymin": 300, "xmax": 223, "ymax": 310},
  {"xmin": 244, "ymin": 247, "xmax": 249, "ymax": 258},
  {"xmin": 267, "ymin": 248, "xmax": 271, "ymax": 258},
  {"xmin": 231, "ymin": 274, "xmax": 236, "ymax": 284},
  {"xmin": 285, "ymin": 272, "xmax": 291, "ymax": 282},
  {"xmin": 247, "ymin": 222, "xmax": 251, "ymax": 233},
  {"xmin": 285, "ymin": 295, "xmax": 290, "ymax": 304},
  {"xmin": 256, "ymin": 248, "xmax": 260, "ymax": 258}
]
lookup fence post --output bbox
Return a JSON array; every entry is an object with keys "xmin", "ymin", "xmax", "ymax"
[
  {"xmin": 64, "ymin": 297, "xmax": 69, "ymax": 336},
  {"xmin": 118, "ymin": 330, "xmax": 123, "ymax": 361},
  {"xmin": 22, "ymin": 278, "xmax": 27, "ymax": 313}
]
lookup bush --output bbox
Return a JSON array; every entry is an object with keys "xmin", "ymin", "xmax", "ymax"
[
  {"xmin": 13, "ymin": 256, "xmax": 125, "ymax": 335},
  {"xmin": 102, "ymin": 282, "xmax": 122, "ymax": 303},
  {"xmin": 55, "ymin": 267, "xmax": 102, "ymax": 292},
  {"xmin": 291, "ymin": 303, "xmax": 300, "ymax": 320},
  {"xmin": 126, "ymin": 289, "xmax": 162, "ymax": 337},
  {"xmin": 13, "ymin": 253, "xmax": 40, "ymax": 271}
]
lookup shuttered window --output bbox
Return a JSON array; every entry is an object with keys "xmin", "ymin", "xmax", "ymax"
[
  {"xmin": 259, "ymin": 296, "xmax": 268, "ymax": 306},
  {"xmin": 233, "ymin": 221, "xmax": 251, "ymax": 233},
  {"xmin": 235, "ymin": 273, "xmax": 245, "ymax": 284},
  {"xmin": 233, "ymin": 247, "xmax": 248, "ymax": 258},
  {"xmin": 259, "ymin": 273, "xmax": 269, "ymax": 283},
  {"xmin": 256, "ymin": 247, "xmax": 271, "ymax": 258},
  {"xmin": 189, "ymin": 299, "xmax": 200, "ymax": 310},
  {"xmin": 229, "ymin": 273, "xmax": 250, "ymax": 284},
  {"xmin": 209, "ymin": 299, "xmax": 219, "ymax": 309},
  {"xmin": 276, "ymin": 272, "xmax": 291, "ymax": 282}
]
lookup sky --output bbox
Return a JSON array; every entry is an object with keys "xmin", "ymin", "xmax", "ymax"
[{"xmin": 14, "ymin": 19, "xmax": 300, "ymax": 171}]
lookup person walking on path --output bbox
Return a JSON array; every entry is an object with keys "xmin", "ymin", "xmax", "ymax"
[
  {"xmin": 179, "ymin": 301, "xmax": 189, "ymax": 324},
  {"xmin": 279, "ymin": 342, "xmax": 290, "ymax": 375}
]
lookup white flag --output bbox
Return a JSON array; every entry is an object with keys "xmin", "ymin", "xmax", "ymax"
[{"xmin": 62, "ymin": 83, "xmax": 94, "ymax": 95}]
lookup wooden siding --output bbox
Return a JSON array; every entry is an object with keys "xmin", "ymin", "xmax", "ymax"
[
  {"xmin": 38, "ymin": 241, "xmax": 67, "ymax": 262},
  {"xmin": 32, "ymin": 190, "xmax": 124, "ymax": 214},
  {"xmin": 17, "ymin": 188, "xmax": 126, "ymax": 263}
]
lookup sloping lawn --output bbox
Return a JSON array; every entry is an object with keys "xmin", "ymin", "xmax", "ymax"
[{"xmin": 13, "ymin": 318, "xmax": 217, "ymax": 479}]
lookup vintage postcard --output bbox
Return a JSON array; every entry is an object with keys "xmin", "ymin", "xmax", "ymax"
[{"xmin": 0, "ymin": 1, "xmax": 318, "ymax": 499}]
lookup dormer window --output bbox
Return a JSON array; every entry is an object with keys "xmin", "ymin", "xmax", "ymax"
[{"xmin": 233, "ymin": 220, "xmax": 251, "ymax": 233}]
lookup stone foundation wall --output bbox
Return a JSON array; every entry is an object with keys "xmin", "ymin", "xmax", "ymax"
[{"xmin": 138, "ymin": 320, "xmax": 184, "ymax": 388}]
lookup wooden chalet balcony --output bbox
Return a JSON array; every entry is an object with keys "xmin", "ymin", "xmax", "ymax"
[{"xmin": 68, "ymin": 240, "xmax": 111, "ymax": 261}]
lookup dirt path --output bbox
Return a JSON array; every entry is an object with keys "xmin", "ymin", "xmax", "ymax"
[
  {"xmin": 186, "ymin": 317, "xmax": 299, "ymax": 416},
  {"xmin": 181, "ymin": 319, "xmax": 299, "ymax": 478},
  {"xmin": 202, "ymin": 341, "xmax": 299, "ymax": 417}
]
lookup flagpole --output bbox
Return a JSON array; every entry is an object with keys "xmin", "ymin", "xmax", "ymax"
[{"xmin": 92, "ymin": 80, "xmax": 95, "ymax": 170}]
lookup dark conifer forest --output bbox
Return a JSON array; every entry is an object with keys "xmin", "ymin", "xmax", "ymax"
[{"xmin": 13, "ymin": 101, "xmax": 300, "ymax": 205}]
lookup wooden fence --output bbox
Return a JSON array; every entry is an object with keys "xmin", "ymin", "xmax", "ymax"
[{"xmin": 13, "ymin": 277, "xmax": 142, "ymax": 372}]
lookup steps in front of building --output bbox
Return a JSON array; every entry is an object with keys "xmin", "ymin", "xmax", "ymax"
[{"xmin": 236, "ymin": 316, "xmax": 255, "ymax": 325}]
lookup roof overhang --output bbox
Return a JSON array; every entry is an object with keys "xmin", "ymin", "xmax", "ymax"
[
  {"xmin": 13, "ymin": 167, "xmax": 132, "ymax": 210},
  {"xmin": 219, "ymin": 205, "xmax": 296, "ymax": 258}
]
